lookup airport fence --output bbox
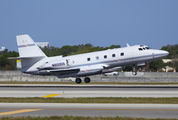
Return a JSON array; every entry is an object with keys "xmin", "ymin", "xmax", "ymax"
[{"xmin": 0, "ymin": 70, "xmax": 178, "ymax": 82}]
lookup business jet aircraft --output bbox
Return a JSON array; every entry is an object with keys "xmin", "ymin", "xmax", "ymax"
[{"xmin": 13, "ymin": 34, "xmax": 169, "ymax": 84}]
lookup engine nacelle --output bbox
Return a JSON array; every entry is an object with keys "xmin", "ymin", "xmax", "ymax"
[{"xmin": 37, "ymin": 61, "xmax": 67, "ymax": 70}]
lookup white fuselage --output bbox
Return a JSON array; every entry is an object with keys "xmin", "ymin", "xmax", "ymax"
[{"xmin": 24, "ymin": 45, "xmax": 168, "ymax": 78}]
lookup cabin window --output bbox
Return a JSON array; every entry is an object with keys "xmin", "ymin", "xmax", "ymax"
[
  {"xmin": 121, "ymin": 53, "xmax": 124, "ymax": 56},
  {"xmin": 104, "ymin": 55, "xmax": 107, "ymax": 59},
  {"xmin": 87, "ymin": 58, "xmax": 91, "ymax": 61},
  {"xmin": 138, "ymin": 48, "xmax": 143, "ymax": 51},
  {"xmin": 96, "ymin": 56, "xmax": 99, "ymax": 60},
  {"xmin": 112, "ymin": 54, "xmax": 116, "ymax": 57}
]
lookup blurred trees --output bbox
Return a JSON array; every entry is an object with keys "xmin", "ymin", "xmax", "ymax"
[
  {"xmin": 166, "ymin": 58, "xmax": 178, "ymax": 72},
  {"xmin": 161, "ymin": 44, "xmax": 178, "ymax": 72},
  {"xmin": 161, "ymin": 44, "xmax": 178, "ymax": 59},
  {"xmin": 0, "ymin": 49, "xmax": 19, "ymax": 70},
  {"xmin": 147, "ymin": 44, "xmax": 178, "ymax": 72},
  {"xmin": 149, "ymin": 59, "xmax": 165, "ymax": 72},
  {"xmin": 41, "ymin": 44, "xmax": 121, "ymax": 57}
]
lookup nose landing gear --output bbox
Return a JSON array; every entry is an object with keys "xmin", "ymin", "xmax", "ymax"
[{"xmin": 132, "ymin": 66, "xmax": 137, "ymax": 75}]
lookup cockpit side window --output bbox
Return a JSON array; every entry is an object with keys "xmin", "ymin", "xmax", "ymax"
[
  {"xmin": 138, "ymin": 48, "xmax": 143, "ymax": 51},
  {"xmin": 145, "ymin": 47, "xmax": 150, "ymax": 50}
]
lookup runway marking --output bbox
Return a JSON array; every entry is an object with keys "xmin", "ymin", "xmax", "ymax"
[
  {"xmin": 42, "ymin": 94, "xmax": 61, "ymax": 98},
  {"xmin": 0, "ymin": 109, "xmax": 42, "ymax": 116}
]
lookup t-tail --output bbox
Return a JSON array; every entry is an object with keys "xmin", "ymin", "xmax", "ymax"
[{"xmin": 16, "ymin": 34, "xmax": 47, "ymax": 73}]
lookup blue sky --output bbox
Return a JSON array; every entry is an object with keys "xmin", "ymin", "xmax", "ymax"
[{"xmin": 0, "ymin": 0, "xmax": 178, "ymax": 52}]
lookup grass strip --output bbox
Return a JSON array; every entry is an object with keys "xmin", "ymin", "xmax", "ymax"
[
  {"xmin": 0, "ymin": 116, "xmax": 178, "ymax": 120},
  {"xmin": 0, "ymin": 97, "xmax": 178, "ymax": 104},
  {"xmin": 0, "ymin": 81, "xmax": 178, "ymax": 85}
]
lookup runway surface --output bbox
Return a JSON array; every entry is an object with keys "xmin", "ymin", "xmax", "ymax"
[
  {"xmin": 0, "ymin": 84, "xmax": 178, "ymax": 98},
  {"xmin": 0, "ymin": 103, "xmax": 178, "ymax": 118},
  {"xmin": 0, "ymin": 84, "xmax": 178, "ymax": 118}
]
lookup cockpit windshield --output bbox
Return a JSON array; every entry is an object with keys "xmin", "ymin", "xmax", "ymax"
[{"xmin": 138, "ymin": 45, "xmax": 151, "ymax": 51}]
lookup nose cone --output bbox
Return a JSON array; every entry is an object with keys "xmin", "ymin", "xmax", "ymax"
[
  {"xmin": 161, "ymin": 50, "xmax": 169, "ymax": 57},
  {"xmin": 153, "ymin": 50, "xmax": 169, "ymax": 59}
]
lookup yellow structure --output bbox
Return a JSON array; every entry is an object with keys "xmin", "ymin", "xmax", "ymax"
[{"xmin": 16, "ymin": 59, "xmax": 21, "ymax": 69}]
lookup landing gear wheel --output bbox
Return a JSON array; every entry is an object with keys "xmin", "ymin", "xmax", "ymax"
[
  {"xmin": 75, "ymin": 78, "xmax": 82, "ymax": 84},
  {"xmin": 132, "ymin": 67, "xmax": 137, "ymax": 75},
  {"xmin": 113, "ymin": 73, "xmax": 117, "ymax": 77},
  {"xmin": 84, "ymin": 77, "xmax": 90, "ymax": 83}
]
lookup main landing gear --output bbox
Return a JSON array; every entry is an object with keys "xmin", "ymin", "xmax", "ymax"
[{"xmin": 75, "ymin": 77, "xmax": 91, "ymax": 84}]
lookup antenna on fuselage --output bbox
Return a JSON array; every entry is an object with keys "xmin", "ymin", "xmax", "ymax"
[{"xmin": 126, "ymin": 43, "xmax": 130, "ymax": 47}]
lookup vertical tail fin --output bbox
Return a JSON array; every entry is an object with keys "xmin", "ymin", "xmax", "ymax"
[
  {"xmin": 16, "ymin": 34, "xmax": 47, "ymax": 73},
  {"xmin": 16, "ymin": 34, "xmax": 46, "ymax": 57}
]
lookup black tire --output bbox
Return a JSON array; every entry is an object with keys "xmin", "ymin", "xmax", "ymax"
[
  {"xmin": 113, "ymin": 73, "xmax": 117, "ymax": 76},
  {"xmin": 84, "ymin": 77, "xmax": 90, "ymax": 83},
  {"xmin": 75, "ymin": 78, "xmax": 82, "ymax": 84}
]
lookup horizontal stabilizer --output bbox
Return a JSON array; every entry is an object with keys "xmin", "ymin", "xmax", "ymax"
[{"xmin": 8, "ymin": 56, "xmax": 45, "ymax": 60}]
